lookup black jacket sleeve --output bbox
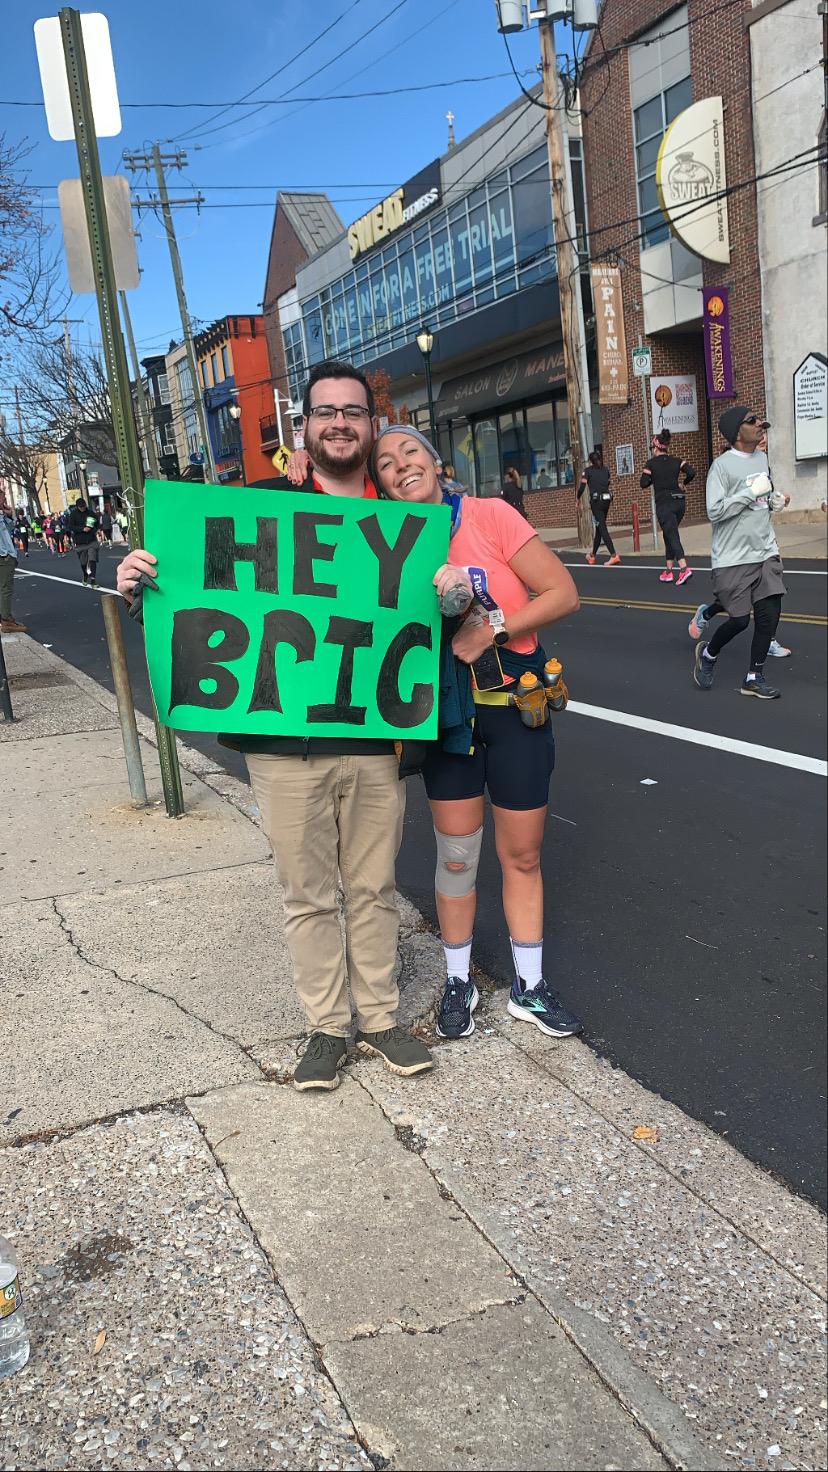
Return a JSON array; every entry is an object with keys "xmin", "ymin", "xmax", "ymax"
[{"xmin": 681, "ymin": 463, "xmax": 696, "ymax": 485}]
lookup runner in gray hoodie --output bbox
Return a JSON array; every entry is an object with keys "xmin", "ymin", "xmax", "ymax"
[{"xmin": 693, "ymin": 405, "xmax": 789, "ymax": 700}]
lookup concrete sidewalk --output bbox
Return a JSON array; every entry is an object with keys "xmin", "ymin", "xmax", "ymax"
[
  {"xmin": 1, "ymin": 629, "xmax": 825, "ymax": 1472},
  {"xmin": 538, "ymin": 513, "xmax": 828, "ymax": 560}
]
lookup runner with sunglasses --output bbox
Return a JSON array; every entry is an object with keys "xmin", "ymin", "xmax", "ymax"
[{"xmin": 693, "ymin": 406, "xmax": 790, "ymax": 700}]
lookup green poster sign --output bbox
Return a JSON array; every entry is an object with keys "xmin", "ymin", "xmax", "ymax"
[{"xmin": 142, "ymin": 480, "xmax": 450, "ymax": 740}]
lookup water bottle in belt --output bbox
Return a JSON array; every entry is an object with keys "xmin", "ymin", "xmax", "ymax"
[
  {"xmin": 543, "ymin": 657, "xmax": 568, "ymax": 712},
  {"xmin": 510, "ymin": 671, "xmax": 549, "ymax": 728}
]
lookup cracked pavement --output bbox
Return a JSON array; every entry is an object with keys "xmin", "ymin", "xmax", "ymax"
[{"xmin": 1, "ymin": 632, "xmax": 825, "ymax": 1471}]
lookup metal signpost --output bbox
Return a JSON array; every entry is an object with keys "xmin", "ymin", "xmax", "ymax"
[
  {"xmin": 635, "ymin": 341, "xmax": 659, "ymax": 550},
  {"xmin": 36, "ymin": 9, "xmax": 184, "ymax": 815}
]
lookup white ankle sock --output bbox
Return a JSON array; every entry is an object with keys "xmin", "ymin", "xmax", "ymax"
[
  {"xmin": 442, "ymin": 937, "xmax": 472, "ymax": 983},
  {"xmin": 511, "ymin": 939, "xmax": 544, "ymax": 989}
]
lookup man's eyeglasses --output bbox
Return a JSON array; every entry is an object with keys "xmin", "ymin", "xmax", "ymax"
[{"xmin": 308, "ymin": 404, "xmax": 371, "ymax": 423}]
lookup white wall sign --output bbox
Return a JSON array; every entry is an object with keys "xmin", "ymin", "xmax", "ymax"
[
  {"xmin": 650, "ymin": 375, "xmax": 699, "ymax": 434},
  {"xmin": 615, "ymin": 444, "xmax": 634, "ymax": 476},
  {"xmin": 656, "ymin": 97, "xmax": 730, "ymax": 264},
  {"xmin": 34, "ymin": 14, "xmax": 121, "ymax": 141},
  {"xmin": 793, "ymin": 353, "xmax": 827, "ymax": 460}
]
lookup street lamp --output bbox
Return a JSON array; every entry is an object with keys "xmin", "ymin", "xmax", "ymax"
[
  {"xmin": 416, "ymin": 325, "xmax": 437, "ymax": 446},
  {"xmin": 228, "ymin": 401, "xmax": 246, "ymax": 486},
  {"xmin": 77, "ymin": 458, "xmax": 88, "ymax": 500}
]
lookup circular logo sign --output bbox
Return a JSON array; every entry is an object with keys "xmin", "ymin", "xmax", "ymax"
[
  {"xmin": 706, "ymin": 295, "xmax": 725, "ymax": 318},
  {"xmin": 654, "ymin": 385, "xmax": 673, "ymax": 408},
  {"xmin": 495, "ymin": 360, "xmax": 518, "ymax": 398}
]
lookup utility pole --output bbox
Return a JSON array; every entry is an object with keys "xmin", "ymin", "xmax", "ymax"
[
  {"xmin": 119, "ymin": 290, "xmax": 160, "ymax": 479},
  {"xmin": 13, "ymin": 385, "xmax": 31, "ymax": 517},
  {"xmin": 539, "ymin": 18, "xmax": 592, "ymax": 547},
  {"xmin": 123, "ymin": 147, "xmax": 216, "ymax": 483},
  {"xmin": 57, "ymin": 7, "xmax": 184, "ymax": 817}
]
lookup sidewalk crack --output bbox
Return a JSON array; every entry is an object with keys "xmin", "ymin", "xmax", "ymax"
[{"xmin": 48, "ymin": 896, "xmax": 264, "ymax": 1077}]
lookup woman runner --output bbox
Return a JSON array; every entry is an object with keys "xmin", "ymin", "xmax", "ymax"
[
  {"xmin": 640, "ymin": 430, "xmax": 695, "ymax": 584},
  {"xmin": 576, "ymin": 449, "xmax": 621, "ymax": 565},
  {"xmin": 371, "ymin": 425, "xmax": 583, "ymax": 1043}
]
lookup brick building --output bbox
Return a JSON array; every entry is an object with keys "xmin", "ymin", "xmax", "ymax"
[
  {"xmin": 580, "ymin": 0, "xmax": 766, "ymax": 531},
  {"xmin": 194, "ymin": 316, "xmax": 274, "ymax": 486},
  {"xmin": 261, "ymin": 195, "xmax": 344, "ymax": 458}
]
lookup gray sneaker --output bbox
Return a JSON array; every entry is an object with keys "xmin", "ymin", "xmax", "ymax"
[
  {"xmin": 693, "ymin": 640, "xmax": 716, "ymax": 690},
  {"xmin": 294, "ymin": 1033, "xmax": 348, "ymax": 1092},
  {"xmin": 356, "ymin": 1026, "xmax": 434, "ymax": 1076}
]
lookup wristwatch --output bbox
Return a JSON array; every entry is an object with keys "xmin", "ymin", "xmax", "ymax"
[{"xmin": 486, "ymin": 607, "xmax": 510, "ymax": 646}]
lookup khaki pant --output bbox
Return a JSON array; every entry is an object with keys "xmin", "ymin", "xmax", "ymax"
[{"xmin": 246, "ymin": 752, "xmax": 405, "ymax": 1037}]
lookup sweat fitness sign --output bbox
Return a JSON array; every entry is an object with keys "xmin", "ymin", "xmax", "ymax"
[{"xmin": 143, "ymin": 481, "xmax": 450, "ymax": 740}]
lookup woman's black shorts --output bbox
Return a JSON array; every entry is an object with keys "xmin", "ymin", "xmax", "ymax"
[{"xmin": 422, "ymin": 702, "xmax": 555, "ymax": 811}]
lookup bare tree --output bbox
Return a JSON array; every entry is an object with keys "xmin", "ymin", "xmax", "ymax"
[
  {"xmin": 18, "ymin": 338, "xmax": 117, "ymax": 468},
  {"xmin": 0, "ymin": 135, "xmax": 66, "ymax": 343},
  {"xmin": 0, "ymin": 426, "xmax": 51, "ymax": 516}
]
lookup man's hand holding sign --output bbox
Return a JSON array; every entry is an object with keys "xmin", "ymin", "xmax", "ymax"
[{"xmin": 137, "ymin": 482, "xmax": 448, "ymax": 741}]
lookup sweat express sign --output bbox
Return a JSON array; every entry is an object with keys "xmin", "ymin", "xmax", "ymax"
[{"xmin": 143, "ymin": 482, "xmax": 450, "ymax": 741}]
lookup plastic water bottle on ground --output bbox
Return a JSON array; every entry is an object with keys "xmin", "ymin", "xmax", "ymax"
[{"xmin": 0, "ymin": 1236, "xmax": 30, "ymax": 1377}]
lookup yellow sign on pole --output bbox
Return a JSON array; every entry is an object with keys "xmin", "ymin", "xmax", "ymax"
[{"xmin": 271, "ymin": 445, "xmax": 292, "ymax": 474}]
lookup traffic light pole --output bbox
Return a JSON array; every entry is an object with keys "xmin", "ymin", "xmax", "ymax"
[
  {"xmin": 58, "ymin": 6, "xmax": 184, "ymax": 817},
  {"xmin": 539, "ymin": 19, "xmax": 592, "ymax": 547}
]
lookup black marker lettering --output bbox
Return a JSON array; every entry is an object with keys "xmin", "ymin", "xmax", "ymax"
[
  {"xmin": 307, "ymin": 616, "xmax": 373, "ymax": 725},
  {"xmin": 376, "ymin": 622, "xmax": 433, "ymax": 728},
  {"xmin": 169, "ymin": 608, "xmax": 248, "ymax": 714},
  {"xmin": 204, "ymin": 516, "xmax": 278, "ymax": 593},
  {"xmin": 358, "ymin": 512, "xmax": 424, "ymax": 609},
  {"xmin": 248, "ymin": 609, "xmax": 316, "ymax": 714},
  {"xmin": 293, "ymin": 511, "xmax": 343, "ymax": 599}
]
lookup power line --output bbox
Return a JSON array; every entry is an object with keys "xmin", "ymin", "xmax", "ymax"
[
  {"xmin": 183, "ymin": 0, "xmax": 412, "ymax": 145},
  {"xmin": 1, "ymin": 68, "xmax": 537, "ymax": 113},
  {"xmin": 170, "ymin": 0, "xmax": 369, "ymax": 143}
]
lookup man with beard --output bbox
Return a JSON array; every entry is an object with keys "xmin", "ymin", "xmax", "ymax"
[{"xmin": 117, "ymin": 361, "xmax": 434, "ymax": 1091}]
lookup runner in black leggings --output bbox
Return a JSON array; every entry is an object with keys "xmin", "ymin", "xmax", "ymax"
[
  {"xmin": 577, "ymin": 450, "xmax": 621, "ymax": 565},
  {"xmin": 640, "ymin": 430, "xmax": 695, "ymax": 584}
]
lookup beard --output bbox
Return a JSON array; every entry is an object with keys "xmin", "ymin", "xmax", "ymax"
[{"xmin": 306, "ymin": 425, "xmax": 368, "ymax": 477}]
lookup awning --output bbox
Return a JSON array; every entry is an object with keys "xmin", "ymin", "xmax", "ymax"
[{"xmin": 435, "ymin": 343, "xmax": 566, "ymax": 420}]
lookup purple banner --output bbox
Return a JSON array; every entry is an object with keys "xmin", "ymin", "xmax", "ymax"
[{"xmin": 703, "ymin": 286, "xmax": 734, "ymax": 398}]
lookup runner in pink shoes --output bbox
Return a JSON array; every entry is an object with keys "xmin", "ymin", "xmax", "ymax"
[{"xmin": 640, "ymin": 430, "xmax": 696, "ymax": 586}]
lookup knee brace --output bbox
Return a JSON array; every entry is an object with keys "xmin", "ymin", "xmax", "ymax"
[{"xmin": 434, "ymin": 825, "xmax": 483, "ymax": 898}]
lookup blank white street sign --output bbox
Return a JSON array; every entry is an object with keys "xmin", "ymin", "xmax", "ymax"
[
  {"xmin": 34, "ymin": 13, "xmax": 121, "ymax": 140},
  {"xmin": 58, "ymin": 176, "xmax": 139, "ymax": 292}
]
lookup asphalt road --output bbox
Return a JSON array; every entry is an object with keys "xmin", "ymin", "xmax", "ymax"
[{"xmin": 9, "ymin": 543, "xmax": 828, "ymax": 1206}]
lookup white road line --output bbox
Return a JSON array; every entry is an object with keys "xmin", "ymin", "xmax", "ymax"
[
  {"xmin": 15, "ymin": 568, "xmax": 121, "ymax": 596},
  {"xmin": 562, "ymin": 563, "xmax": 827, "ymax": 576},
  {"xmin": 567, "ymin": 699, "xmax": 827, "ymax": 777}
]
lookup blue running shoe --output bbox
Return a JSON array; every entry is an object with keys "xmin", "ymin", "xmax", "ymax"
[
  {"xmin": 507, "ymin": 978, "xmax": 583, "ymax": 1037},
  {"xmin": 693, "ymin": 641, "xmax": 716, "ymax": 690},
  {"xmin": 436, "ymin": 977, "xmax": 479, "ymax": 1039}
]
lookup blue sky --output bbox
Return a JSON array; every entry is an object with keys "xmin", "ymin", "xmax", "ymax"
[{"xmin": 3, "ymin": 1, "xmax": 580, "ymax": 365}]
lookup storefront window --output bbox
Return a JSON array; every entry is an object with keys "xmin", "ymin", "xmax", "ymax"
[
  {"xmin": 490, "ymin": 189, "xmax": 516, "ymax": 284},
  {"xmin": 468, "ymin": 201, "xmax": 494, "ymax": 289},
  {"xmin": 499, "ymin": 410, "xmax": 530, "ymax": 482},
  {"xmin": 398, "ymin": 245, "xmax": 419, "ymax": 329},
  {"xmin": 525, "ymin": 402, "xmax": 559, "ymax": 489},
  {"xmin": 555, "ymin": 399, "xmax": 574, "ymax": 484},
  {"xmin": 474, "ymin": 418, "xmax": 501, "ymax": 498},
  {"xmin": 449, "ymin": 419, "xmax": 475, "ymax": 492},
  {"xmin": 449, "ymin": 203, "xmax": 473, "ymax": 299}
]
